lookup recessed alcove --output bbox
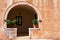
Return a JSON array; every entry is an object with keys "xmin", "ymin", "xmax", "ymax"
[{"xmin": 4, "ymin": 1, "xmax": 42, "ymax": 36}]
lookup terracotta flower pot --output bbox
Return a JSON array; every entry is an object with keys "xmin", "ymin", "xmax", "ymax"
[
  {"xmin": 32, "ymin": 19, "xmax": 38, "ymax": 28},
  {"xmin": 33, "ymin": 24, "xmax": 38, "ymax": 28}
]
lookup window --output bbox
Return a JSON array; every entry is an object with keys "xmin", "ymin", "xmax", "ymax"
[{"xmin": 16, "ymin": 16, "xmax": 22, "ymax": 26}]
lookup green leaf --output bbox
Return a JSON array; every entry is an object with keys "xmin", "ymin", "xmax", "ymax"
[
  {"xmin": 12, "ymin": 20, "xmax": 17, "ymax": 24},
  {"xmin": 6, "ymin": 20, "xmax": 17, "ymax": 25},
  {"xmin": 32, "ymin": 19, "xmax": 38, "ymax": 24}
]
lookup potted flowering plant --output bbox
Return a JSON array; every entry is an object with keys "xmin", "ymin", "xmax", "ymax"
[{"xmin": 32, "ymin": 19, "xmax": 38, "ymax": 28}]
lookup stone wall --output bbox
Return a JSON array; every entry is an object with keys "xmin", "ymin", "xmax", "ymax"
[{"xmin": 0, "ymin": 0, "xmax": 60, "ymax": 39}]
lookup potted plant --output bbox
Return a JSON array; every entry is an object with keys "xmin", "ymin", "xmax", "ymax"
[
  {"xmin": 5, "ymin": 20, "xmax": 17, "ymax": 25},
  {"xmin": 32, "ymin": 19, "xmax": 38, "ymax": 28}
]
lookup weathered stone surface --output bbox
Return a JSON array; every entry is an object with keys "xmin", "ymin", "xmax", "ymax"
[
  {"xmin": 0, "ymin": 0, "xmax": 60, "ymax": 39},
  {"xmin": 0, "ymin": 27, "xmax": 12, "ymax": 40}
]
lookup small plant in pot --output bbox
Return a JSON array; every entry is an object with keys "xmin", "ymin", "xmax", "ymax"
[
  {"xmin": 5, "ymin": 20, "xmax": 17, "ymax": 25},
  {"xmin": 32, "ymin": 19, "xmax": 38, "ymax": 28}
]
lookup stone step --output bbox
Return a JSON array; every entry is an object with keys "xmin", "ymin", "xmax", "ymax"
[
  {"xmin": 15, "ymin": 36, "xmax": 57, "ymax": 40},
  {"xmin": 15, "ymin": 36, "xmax": 30, "ymax": 40},
  {"xmin": 15, "ymin": 38, "xmax": 57, "ymax": 40},
  {"xmin": 16, "ymin": 36, "xmax": 30, "ymax": 39}
]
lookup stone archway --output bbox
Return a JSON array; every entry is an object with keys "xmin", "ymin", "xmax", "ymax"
[{"xmin": 4, "ymin": 1, "xmax": 42, "ymax": 36}]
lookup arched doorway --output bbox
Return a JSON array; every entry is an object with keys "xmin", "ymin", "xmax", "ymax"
[{"xmin": 4, "ymin": 1, "xmax": 41, "ymax": 36}]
